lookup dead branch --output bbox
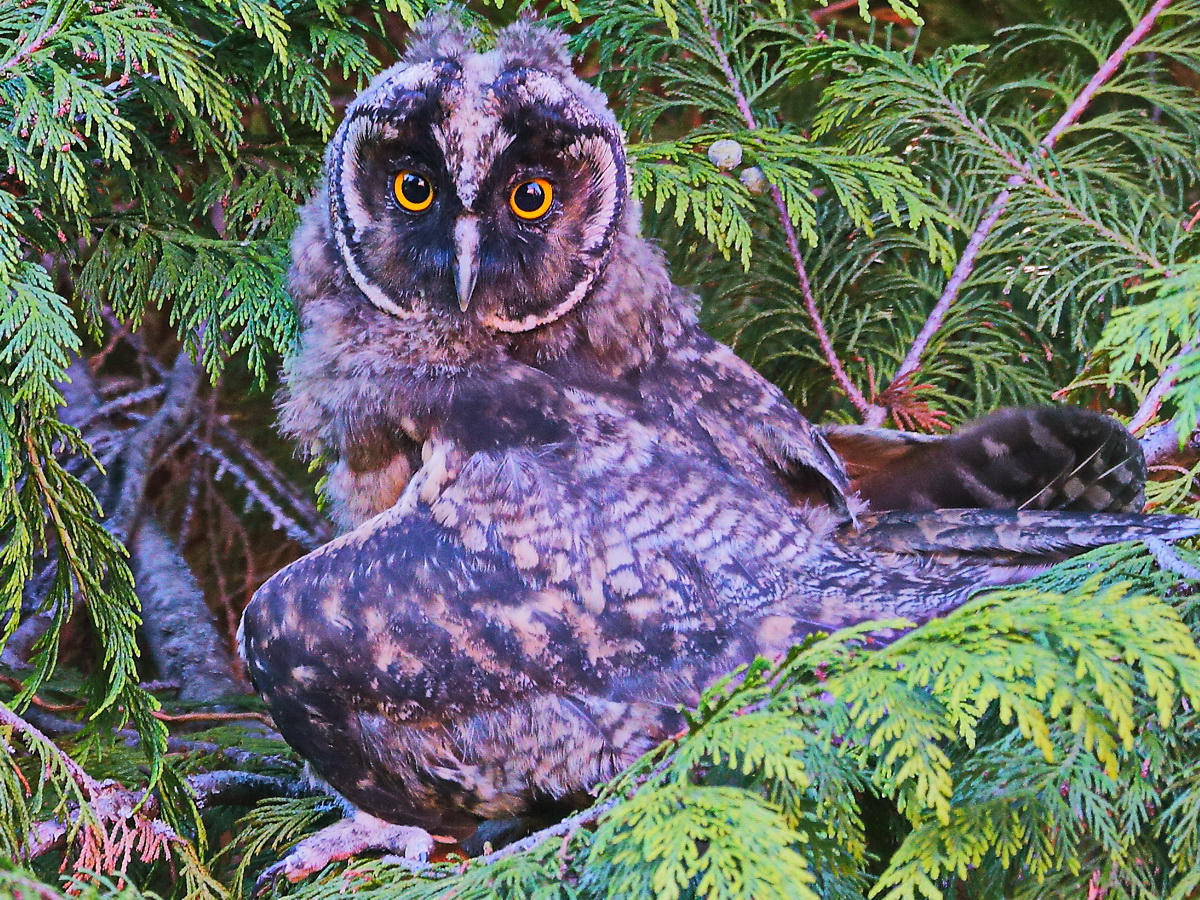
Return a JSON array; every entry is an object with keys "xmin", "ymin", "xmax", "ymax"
[
  {"xmin": 130, "ymin": 517, "xmax": 244, "ymax": 700},
  {"xmin": 214, "ymin": 421, "xmax": 333, "ymax": 545},
  {"xmin": 86, "ymin": 349, "xmax": 243, "ymax": 700},
  {"xmin": 105, "ymin": 350, "xmax": 201, "ymax": 539},
  {"xmin": 194, "ymin": 438, "xmax": 328, "ymax": 551},
  {"xmin": 188, "ymin": 771, "xmax": 316, "ymax": 810},
  {"xmin": 0, "ymin": 568, "xmax": 57, "ymax": 671}
]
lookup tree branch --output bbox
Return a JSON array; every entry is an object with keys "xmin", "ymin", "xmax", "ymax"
[
  {"xmin": 1139, "ymin": 417, "xmax": 1200, "ymax": 467},
  {"xmin": 0, "ymin": 700, "xmax": 102, "ymax": 795},
  {"xmin": 3, "ymin": 699, "xmax": 191, "ymax": 880},
  {"xmin": 0, "ymin": 11, "xmax": 67, "ymax": 76},
  {"xmin": 188, "ymin": 771, "xmax": 316, "ymax": 810},
  {"xmin": 84, "ymin": 349, "xmax": 243, "ymax": 701},
  {"xmin": 884, "ymin": 0, "xmax": 1176, "ymax": 403},
  {"xmin": 1130, "ymin": 337, "xmax": 1197, "ymax": 434},
  {"xmin": 130, "ymin": 517, "xmax": 245, "ymax": 701},
  {"xmin": 105, "ymin": 350, "xmax": 202, "ymax": 538},
  {"xmin": 697, "ymin": 0, "xmax": 872, "ymax": 416},
  {"xmin": 810, "ymin": 0, "xmax": 861, "ymax": 24},
  {"xmin": 20, "ymin": 703, "xmax": 290, "ymax": 768}
]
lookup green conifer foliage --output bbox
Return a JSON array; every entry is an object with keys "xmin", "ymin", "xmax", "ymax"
[{"xmin": 1, "ymin": 0, "xmax": 1198, "ymax": 897}]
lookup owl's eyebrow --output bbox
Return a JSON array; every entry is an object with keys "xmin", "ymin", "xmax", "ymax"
[{"xmin": 356, "ymin": 58, "xmax": 459, "ymax": 114}]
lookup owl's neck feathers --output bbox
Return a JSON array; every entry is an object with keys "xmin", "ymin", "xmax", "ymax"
[{"xmin": 282, "ymin": 193, "xmax": 696, "ymax": 469}]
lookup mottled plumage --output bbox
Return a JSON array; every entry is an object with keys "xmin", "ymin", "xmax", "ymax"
[{"xmin": 240, "ymin": 16, "xmax": 1198, "ymax": 870}]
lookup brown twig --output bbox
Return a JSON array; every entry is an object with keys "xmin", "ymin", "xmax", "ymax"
[
  {"xmin": 810, "ymin": 0, "xmax": 861, "ymax": 24},
  {"xmin": 3, "ymin": 673, "xmax": 269, "ymax": 727},
  {"xmin": 0, "ymin": 675, "xmax": 82, "ymax": 712},
  {"xmin": 153, "ymin": 709, "xmax": 274, "ymax": 726},
  {"xmin": 883, "ymin": 0, "xmax": 1177, "ymax": 409},
  {"xmin": 697, "ymin": 0, "xmax": 873, "ymax": 416}
]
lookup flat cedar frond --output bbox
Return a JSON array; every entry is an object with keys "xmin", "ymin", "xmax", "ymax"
[{"xmin": 220, "ymin": 795, "xmax": 341, "ymax": 894}]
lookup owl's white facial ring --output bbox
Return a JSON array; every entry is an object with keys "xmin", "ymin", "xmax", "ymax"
[{"xmin": 326, "ymin": 62, "xmax": 627, "ymax": 333}]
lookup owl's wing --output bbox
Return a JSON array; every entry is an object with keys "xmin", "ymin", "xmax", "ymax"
[
  {"xmin": 850, "ymin": 508, "xmax": 1200, "ymax": 559},
  {"xmin": 681, "ymin": 336, "xmax": 852, "ymax": 519},
  {"xmin": 822, "ymin": 406, "xmax": 1147, "ymax": 514},
  {"xmin": 242, "ymin": 415, "xmax": 743, "ymax": 826}
]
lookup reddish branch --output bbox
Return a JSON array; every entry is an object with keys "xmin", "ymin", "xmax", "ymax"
[
  {"xmin": 0, "ymin": 676, "xmax": 268, "ymax": 724},
  {"xmin": 0, "ymin": 11, "xmax": 66, "ymax": 76},
  {"xmin": 697, "ymin": 0, "xmax": 874, "ymax": 416},
  {"xmin": 1, "ymin": 699, "xmax": 188, "ymax": 884},
  {"xmin": 810, "ymin": 0, "xmax": 862, "ymax": 24},
  {"xmin": 0, "ymin": 701, "xmax": 101, "ymax": 796},
  {"xmin": 879, "ymin": 0, "xmax": 1177, "ymax": 420}
]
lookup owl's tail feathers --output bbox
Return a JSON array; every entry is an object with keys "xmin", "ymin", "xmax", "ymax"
[
  {"xmin": 824, "ymin": 405, "xmax": 1146, "ymax": 515},
  {"xmin": 851, "ymin": 508, "xmax": 1200, "ymax": 559}
]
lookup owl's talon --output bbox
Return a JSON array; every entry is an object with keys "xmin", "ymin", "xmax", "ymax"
[{"xmin": 254, "ymin": 810, "xmax": 434, "ymax": 891}]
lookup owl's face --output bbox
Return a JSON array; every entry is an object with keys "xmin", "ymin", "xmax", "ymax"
[{"xmin": 327, "ymin": 22, "xmax": 627, "ymax": 334}]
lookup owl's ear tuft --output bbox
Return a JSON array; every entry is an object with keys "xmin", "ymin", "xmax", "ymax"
[
  {"xmin": 494, "ymin": 18, "xmax": 573, "ymax": 76},
  {"xmin": 403, "ymin": 12, "xmax": 480, "ymax": 64}
]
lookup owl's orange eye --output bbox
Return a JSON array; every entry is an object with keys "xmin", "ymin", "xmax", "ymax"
[
  {"xmin": 394, "ymin": 171, "xmax": 434, "ymax": 212},
  {"xmin": 509, "ymin": 178, "xmax": 553, "ymax": 220}
]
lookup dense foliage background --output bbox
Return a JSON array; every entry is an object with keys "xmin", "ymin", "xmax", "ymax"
[{"xmin": 2, "ymin": 0, "xmax": 1200, "ymax": 897}]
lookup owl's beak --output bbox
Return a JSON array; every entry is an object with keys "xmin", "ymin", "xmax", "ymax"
[{"xmin": 453, "ymin": 216, "xmax": 480, "ymax": 313}]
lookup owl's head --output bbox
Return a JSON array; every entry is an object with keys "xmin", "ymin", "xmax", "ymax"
[{"xmin": 325, "ymin": 16, "xmax": 627, "ymax": 334}]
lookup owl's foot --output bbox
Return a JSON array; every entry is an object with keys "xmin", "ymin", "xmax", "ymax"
[{"xmin": 255, "ymin": 810, "xmax": 434, "ymax": 891}]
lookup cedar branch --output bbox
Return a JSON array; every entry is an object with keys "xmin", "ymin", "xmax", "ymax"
[
  {"xmin": 882, "ymin": 0, "xmax": 1177, "ymax": 407},
  {"xmin": 0, "ymin": 11, "xmax": 67, "ymax": 76},
  {"xmin": 697, "ymin": 0, "xmax": 873, "ymax": 416},
  {"xmin": 1130, "ymin": 338, "xmax": 1198, "ymax": 434}
]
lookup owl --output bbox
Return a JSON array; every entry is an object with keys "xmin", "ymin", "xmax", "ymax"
[{"xmin": 240, "ymin": 16, "xmax": 1198, "ymax": 880}]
